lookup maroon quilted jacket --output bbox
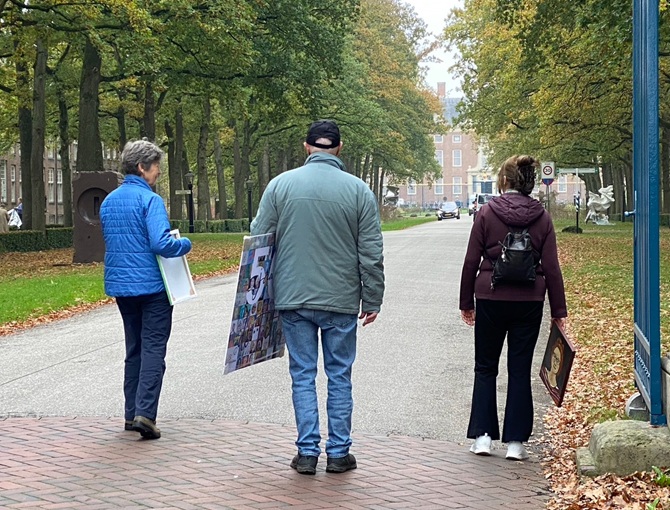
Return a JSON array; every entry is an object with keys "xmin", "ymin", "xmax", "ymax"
[{"xmin": 459, "ymin": 192, "xmax": 567, "ymax": 318}]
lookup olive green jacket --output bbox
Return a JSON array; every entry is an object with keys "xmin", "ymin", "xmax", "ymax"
[{"xmin": 250, "ymin": 152, "xmax": 385, "ymax": 315}]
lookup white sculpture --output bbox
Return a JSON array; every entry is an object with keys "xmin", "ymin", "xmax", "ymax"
[{"xmin": 585, "ymin": 185, "xmax": 615, "ymax": 225}]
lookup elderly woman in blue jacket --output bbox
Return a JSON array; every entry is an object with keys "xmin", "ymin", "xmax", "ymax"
[{"xmin": 100, "ymin": 139, "xmax": 192, "ymax": 440}]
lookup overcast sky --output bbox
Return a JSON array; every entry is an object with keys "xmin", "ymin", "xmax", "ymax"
[{"xmin": 403, "ymin": 0, "xmax": 463, "ymax": 96}]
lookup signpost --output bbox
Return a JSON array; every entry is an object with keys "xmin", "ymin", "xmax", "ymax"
[{"xmin": 541, "ymin": 162, "xmax": 555, "ymax": 212}]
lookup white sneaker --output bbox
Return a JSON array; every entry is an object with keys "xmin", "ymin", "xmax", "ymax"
[
  {"xmin": 506, "ymin": 441, "xmax": 529, "ymax": 460},
  {"xmin": 469, "ymin": 433, "xmax": 492, "ymax": 456}
]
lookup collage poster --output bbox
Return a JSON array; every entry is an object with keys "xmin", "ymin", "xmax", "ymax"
[{"xmin": 224, "ymin": 233, "xmax": 286, "ymax": 374}]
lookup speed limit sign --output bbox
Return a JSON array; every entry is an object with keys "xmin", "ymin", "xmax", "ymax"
[{"xmin": 541, "ymin": 161, "xmax": 555, "ymax": 185}]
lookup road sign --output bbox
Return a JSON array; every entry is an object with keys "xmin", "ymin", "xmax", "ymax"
[
  {"xmin": 556, "ymin": 167, "xmax": 598, "ymax": 175},
  {"xmin": 541, "ymin": 161, "xmax": 555, "ymax": 186},
  {"xmin": 175, "ymin": 190, "xmax": 192, "ymax": 195}
]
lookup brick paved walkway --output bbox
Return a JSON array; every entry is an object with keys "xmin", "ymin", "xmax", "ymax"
[{"xmin": 0, "ymin": 417, "xmax": 549, "ymax": 509}]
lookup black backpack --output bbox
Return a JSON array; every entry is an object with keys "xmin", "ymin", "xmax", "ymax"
[{"xmin": 490, "ymin": 228, "xmax": 538, "ymax": 289}]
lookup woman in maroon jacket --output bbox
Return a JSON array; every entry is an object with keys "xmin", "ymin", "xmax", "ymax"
[{"xmin": 459, "ymin": 155, "xmax": 567, "ymax": 461}]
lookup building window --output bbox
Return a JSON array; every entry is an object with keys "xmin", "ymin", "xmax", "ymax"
[
  {"xmin": 434, "ymin": 134, "xmax": 443, "ymax": 143},
  {"xmin": 407, "ymin": 179, "xmax": 417, "ymax": 195},
  {"xmin": 435, "ymin": 150, "xmax": 444, "ymax": 167},
  {"xmin": 453, "ymin": 134, "xmax": 462, "ymax": 143},
  {"xmin": 48, "ymin": 168, "xmax": 55, "ymax": 203},
  {"xmin": 57, "ymin": 168, "xmax": 63, "ymax": 202},
  {"xmin": 435, "ymin": 178, "xmax": 444, "ymax": 195},
  {"xmin": 558, "ymin": 175, "xmax": 567, "ymax": 193},
  {"xmin": 0, "ymin": 160, "xmax": 6, "ymax": 203},
  {"xmin": 10, "ymin": 163, "xmax": 15, "ymax": 202},
  {"xmin": 453, "ymin": 176, "xmax": 462, "ymax": 195},
  {"xmin": 453, "ymin": 149, "xmax": 462, "ymax": 167}
]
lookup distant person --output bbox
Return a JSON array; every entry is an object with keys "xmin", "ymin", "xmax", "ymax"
[
  {"xmin": 459, "ymin": 155, "xmax": 567, "ymax": 461},
  {"xmin": 100, "ymin": 139, "xmax": 192, "ymax": 440},
  {"xmin": 251, "ymin": 120, "xmax": 385, "ymax": 475},
  {"xmin": 0, "ymin": 203, "xmax": 9, "ymax": 233},
  {"xmin": 15, "ymin": 197, "xmax": 23, "ymax": 221}
]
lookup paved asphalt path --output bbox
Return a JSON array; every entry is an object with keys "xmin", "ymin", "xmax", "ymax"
[{"xmin": 0, "ymin": 218, "xmax": 552, "ymax": 448}]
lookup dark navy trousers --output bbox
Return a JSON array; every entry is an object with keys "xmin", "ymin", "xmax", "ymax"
[
  {"xmin": 116, "ymin": 292, "xmax": 173, "ymax": 422},
  {"xmin": 466, "ymin": 299, "xmax": 543, "ymax": 443}
]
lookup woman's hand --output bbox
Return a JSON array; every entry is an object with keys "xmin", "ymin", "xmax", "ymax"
[
  {"xmin": 461, "ymin": 309, "xmax": 475, "ymax": 326},
  {"xmin": 553, "ymin": 317, "xmax": 567, "ymax": 331}
]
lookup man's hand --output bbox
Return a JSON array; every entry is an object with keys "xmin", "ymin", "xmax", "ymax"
[
  {"xmin": 461, "ymin": 309, "xmax": 475, "ymax": 326},
  {"xmin": 359, "ymin": 311, "xmax": 378, "ymax": 326}
]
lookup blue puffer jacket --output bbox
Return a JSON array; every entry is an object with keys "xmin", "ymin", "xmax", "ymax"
[{"xmin": 100, "ymin": 174, "xmax": 192, "ymax": 297}]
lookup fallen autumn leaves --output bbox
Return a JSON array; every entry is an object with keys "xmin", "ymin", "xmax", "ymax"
[{"xmin": 544, "ymin": 231, "xmax": 670, "ymax": 509}]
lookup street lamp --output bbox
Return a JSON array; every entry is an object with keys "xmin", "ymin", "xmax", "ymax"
[
  {"xmin": 185, "ymin": 171, "xmax": 195, "ymax": 234},
  {"xmin": 245, "ymin": 179, "xmax": 253, "ymax": 227}
]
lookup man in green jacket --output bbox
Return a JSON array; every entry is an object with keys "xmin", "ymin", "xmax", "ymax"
[{"xmin": 251, "ymin": 120, "xmax": 385, "ymax": 475}]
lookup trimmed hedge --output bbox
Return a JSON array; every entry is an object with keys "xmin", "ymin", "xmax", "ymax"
[
  {"xmin": 1, "ymin": 218, "xmax": 249, "ymax": 253},
  {"xmin": 169, "ymin": 218, "xmax": 249, "ymax": 233},
  {"xmin": 0, "ymin": 227, "xmax": 73, "ymax": 253}
]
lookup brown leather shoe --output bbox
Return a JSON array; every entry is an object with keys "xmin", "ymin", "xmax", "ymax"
[{"xmin": 132, "ymin": 416, "xmax": 161, "ymax": 439}]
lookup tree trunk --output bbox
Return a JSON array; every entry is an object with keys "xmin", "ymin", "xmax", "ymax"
[
  {"xmin": 233, "ymin": 132, "xmax": 244, "ymax": 219},
  {"xmin": 175, "ymin": 107, "xmax": 185, "ymax": 219},
  {"xmin": 196, "ymin": 95, "xmax": 211, "ymax": 220},
  {"xmin": 16, "ymin": 39, "xmax": 33, "ymax": 230},
  {"xmin": 165, "ymin": 119, "xmax": 180, "ymax": 219},
  {"xmin": 143, "ymin": 80, "xmax": 156, "ymax": 142},
  {"xmin": 117, "ymin": 103, "xmax": 127, "ymax": 151},
  {"xmin": 58, "ymin": 93, "xmax": 73, "ymax": 227},
  {"xmin": 378, "ymin": 168, "xmax": 386, "ymax": 207},
  {"xmin": 279, "ymin": 148, "xmax": 288, "ymax": 175},
  {"xmin": 259, "ymin": 140, "xmax": 270, "ymax": 196},
  {"xmin": 354, "ymin": 155, "xmax": 361, "ymax": 179},
  {"xmin": 662, "ymin": 126, "xmax": 670, "ymax": 214},
  {"xmin": 233, "ymin": 120, "xmax": 252, "ymax": 219},
  {"xmin": 361, "ymin": 154, "xmax": 371, "ymax": 184},
  {"xmin": 610, "ymin": 163, "xmax": 626, "ymax": 218},
  {"xmin": 77, "ymin": 38, "xmax": 103, "ymax": 172},
  {"xmin": 214, "ymin": 133, "xmax": 228, "ymax": 219},
  {"xmin": 30, "ymin": 38, "xmax": 47, "ymax": 232},
  {"xmin": 241, "ymin": 120, "xmax": 252, "ymax": 219},
  {"xmin": 372, "ymin": 162, "xmax": 380, "ymax": 201}
]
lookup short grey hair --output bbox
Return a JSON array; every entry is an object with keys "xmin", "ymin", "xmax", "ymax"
[{"xmin": 121, "ymin": 139, "xmax": 164, "ymax": 175}]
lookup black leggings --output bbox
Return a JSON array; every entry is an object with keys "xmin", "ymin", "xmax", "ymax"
[{"xmin": 466, "ymin": 299, "xmax": 543, "ymax": 442}]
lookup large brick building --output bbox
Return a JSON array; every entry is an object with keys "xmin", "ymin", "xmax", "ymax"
[
  {"xmin": 394, "ymin": 82, "xmax": 588, "ymax": 209},
  {"xmin": 395, "ymin": 82, "xmax": 494, "ymax": 209},
  {"xmin": 0, "ymin": 143, "xmax": 119, "ymax": 225}
]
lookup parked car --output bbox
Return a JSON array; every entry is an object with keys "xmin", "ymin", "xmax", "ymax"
[
  {"xmin": 472, "ymin": 193, "xmax": 495, "ymax": 221},
  {"xmin": 436, "ymin": 201, "xmax": 461, "ymax": 220}
]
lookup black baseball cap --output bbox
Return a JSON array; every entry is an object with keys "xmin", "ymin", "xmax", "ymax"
[{"xmin": 306, "ymin": 120, "xmax": 340, "ymax": 149}]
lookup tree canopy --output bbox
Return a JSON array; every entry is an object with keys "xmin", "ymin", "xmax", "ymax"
[{"xmin": 0, "ymin": 0, "xmax": 443, "ymax": 228}]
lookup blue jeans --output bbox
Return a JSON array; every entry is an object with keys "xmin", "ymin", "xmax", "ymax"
[
  {"xmin": 116, "ymin": 292, "xmax": 173, "ymax": 422},
  {"xmin": 280, "ymin": 309, "xmax": 358, "ymax": 458}
]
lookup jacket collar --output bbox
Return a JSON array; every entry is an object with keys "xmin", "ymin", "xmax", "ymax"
[
  {"xmin": 124, "ymin": 174, "xmax": 152, "ymax": 190},
  {"xmin": 304, "ymin": 152, "xmax": 346, "ymax": 171}
]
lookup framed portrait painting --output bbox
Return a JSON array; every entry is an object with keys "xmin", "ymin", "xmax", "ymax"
[{"xmin": 539, "ymin": 322, "xmax": 576, "ymax": 407}]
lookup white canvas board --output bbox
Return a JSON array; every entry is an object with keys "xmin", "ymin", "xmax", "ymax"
[{"xmin": 157, "ymin": 229, "xmax": 197, "ymax": 305}]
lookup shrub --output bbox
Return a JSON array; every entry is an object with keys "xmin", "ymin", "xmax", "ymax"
[
  {"xmin": 45, "ymin": 228, "xmax": 73, "ymax": 249},
  {"xmin": 0, "ymin": 230, "xmax": 48, "ymax": 253}
]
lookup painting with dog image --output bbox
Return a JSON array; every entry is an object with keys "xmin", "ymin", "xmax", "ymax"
[{"xmin": 539, "ymin": 322, "xmax": 575, "ymax": 406}]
